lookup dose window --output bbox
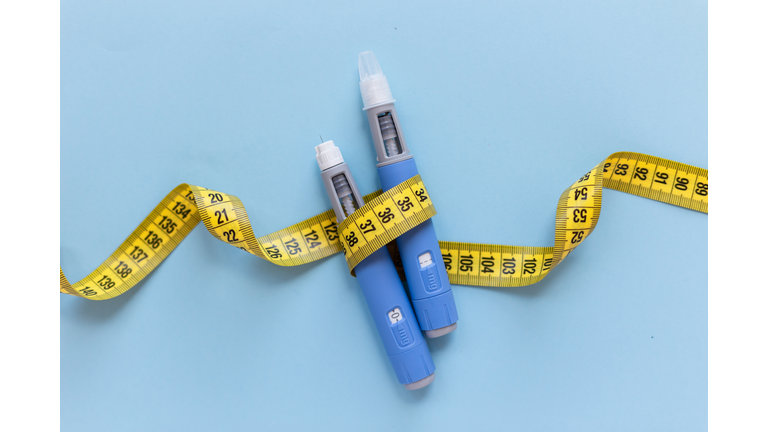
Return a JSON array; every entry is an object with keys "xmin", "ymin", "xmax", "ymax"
[
  {"xmin": 418, "ymin": 252, "xmax": 433, "ymax": 268},
  {"xmin": 388, "ymin": 308, "xmax": 403, "ymax": 324}
]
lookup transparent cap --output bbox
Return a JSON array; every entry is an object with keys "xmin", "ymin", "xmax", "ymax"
[
  {"xmin": 358, "ymin": 51, "xmax": 384, "ymax": 82},
  {"xmin": 358, "ymin": 51, "xmax": 395, "ymax": 109}
]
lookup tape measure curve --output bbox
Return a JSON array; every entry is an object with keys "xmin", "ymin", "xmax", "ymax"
[{"xmin": 60, "ymin": 151, "xmax": 707, "ymax": 300}]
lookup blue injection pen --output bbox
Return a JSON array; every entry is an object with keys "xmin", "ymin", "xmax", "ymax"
[
  {"xmin": 357, "ymin": 51, "xmax": 459, "ymax": 338},
  {"xmin": 315, "ymin": 140, "xmax": 436, "ymax": 390}
]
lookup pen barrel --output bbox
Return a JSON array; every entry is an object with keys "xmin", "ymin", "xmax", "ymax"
[
  {"xmin": 358, "ymin": 53, "xmax": 457, "ymax": 335},
  {"xmin": 355, "ymin": 247, "xmax": 436, "ymax": 385},
  {"xmin": 320, "ymin": 159, "xmax": 434, "ymax": 387},
  {"xmin": 377, "ymin": 158, "xmax": 459, "ymax": 334}
]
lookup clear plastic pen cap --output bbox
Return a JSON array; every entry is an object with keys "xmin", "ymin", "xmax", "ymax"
[
  {"xmin": 358, "ymin": 51, "xmax": 395, "ymax": 110},
  {"xmin": 358, "ymin": 51, "xmax": 384, "ymax": 82}
]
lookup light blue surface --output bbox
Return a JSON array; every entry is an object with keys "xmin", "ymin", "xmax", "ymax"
[{"xmin": 61, "ymin": 1, "xmax": 707, "ymax": 431}]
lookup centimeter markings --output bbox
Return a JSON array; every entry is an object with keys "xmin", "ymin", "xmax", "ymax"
[
  {"xmin": 439, "ymin": 242, "xmax": 555, "ymax": 288},
  {"xmin": 193, "ymin": 186, "xmax": 340, "ymax": 265},
  {"xmin": 64, "ymin": 185, "xmax": 202, "ymax": 300},
  {"xmin": 192, "ymin": 187, "xmax": 393, "ymax": 268},
  {"xmin": 437, "ymin": 152, "xmax": 707, "ymax": 287},
  {"xmin": 337, "ymin": 176, "xmax": 435, "ymax": 273},
  {"xmin": 441, "ymin": 165, "xmax": 601, "ymax": 287},
  {"xmin": 60, "ymin": 152, "xmax": 708, "ymax": 300},
  {"xmin": 256, "ymin": 210, "xmax": 341, "ymax": 265},
  {"xmin": 553, "ymin": 165, "xmax": 603, "ymax": 265},
  {"xmin": 602, "ymin": 152, "xmax": 708, "ymax": 213}
]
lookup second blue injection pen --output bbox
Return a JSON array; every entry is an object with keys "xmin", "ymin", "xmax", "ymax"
[
  {"xmin": 357, "ymin": 51, "xmax": 459, "ymax": 338},
  {"xmin": 315, "ymin": 140, "xmax": 435, "ymax": 389}
]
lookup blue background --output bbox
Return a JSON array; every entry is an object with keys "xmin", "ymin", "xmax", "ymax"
[{"xmin": 61, "ymin": 1, "xmax": 707, "ymax": 430}]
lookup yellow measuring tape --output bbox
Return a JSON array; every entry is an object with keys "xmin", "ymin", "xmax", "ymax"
[{"xmin": 60, "ymin": 151, "xmax": 707, "ymax": 300}]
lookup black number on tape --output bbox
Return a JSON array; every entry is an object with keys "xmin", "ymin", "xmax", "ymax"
[
  {"xmin": 543, "ymin": 257, "xmax": 553, "ymax": 272},
  {"xmin": 481, "ymin": 255, "xmax": 495, "ymax": 274},
  {"xmin": 573, "ymin": 209, "xmax": 588, "ymax": 223},
  {"xmin": 442, "ymin": 252, "xmax": 453, "ymax": 271},
  {"xmin": 459, "ymin": 254, "xmax": 473, "ymax": 272},
  {"xmin": 523, "ymin": 258, "xmax": 537, "ymax": 275},
  {"xmin": 574, "ymin": 187, "xmax": 588, "ymax": 201},
  {"xmin": 345, "ymin": 231, "xmax": 359, "ymax": 247},
  {"xmin": 172, "ymin": 201, "xmax": 191, "ymax": 219},
  {"xmin": 144, "ymin": 231, "xmax": 163, "ymax": 249},
  {"xmin": 414, "ymin": 188, "xmax": 428, "ymax": 202},
  {"xmin": 215, "ymin": 209, "xmax": 229, "ymax": 225},
  {"xmin": 397, "ymin": 197, "xmax": 414, "ymax": 212},
  {"xmin": 323, "ymin": 221, "xmax": 338, "ymax": 241},
  {"xmin": 695, "ymin": 182, "xmax": 708, "ymax": 196},
  {"xmin": 265, "ymin": 245, "xmax": 282, "ymax": 259},
  {"xmin": 304, "ymin": 230, "xmax": 321, "ymax": 249},
  {"xmin": 377, "ymin": 208, "xmax": 395, "ymax": 224},
  {"xmin": 223, "ymin": 229, "xmax": 240, "ymax": 242},
  {"xmin": 633, "ymin": 167, "xmax": 648, "ymax": 181},
  {"xmin": 159, "ymin": 215, "xmax": 177, "ymax": 234},
  {"xmin": 130, "ymin": 246, "xmax": 149, "ymax": 263},
  {"xmin": 113, "ymin": 261, "xmax": 132, "ymax": 278},
  {"xmin": 502, "ymin": 258, "xmax": 516, "ymax": 275},
  {"xmin": 359, "ymin": 219, "xmax": 377, "ymax": 234},
  {"xmin": 285, "ymin": 238, "xmax": 302, "ymax": 255},
  {"xmin": 79, "ymin": 287, "xmax": 97, "ymax": 296},
  {"xmin": 97, "ymin": 275, "xmax": 116, "ymax": 290},
  {"xmin": 674, "ymin": 177, "xmax": 689, "ymax": 191}
]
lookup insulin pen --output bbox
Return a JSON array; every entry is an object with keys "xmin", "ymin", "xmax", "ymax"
[
  {"xmin": 357, "ymin": 51, "xmax": 459, "ymax": 337},
  {"xmin": 315, "ymin": 140, "xmax": 435, "ymax": 390}
]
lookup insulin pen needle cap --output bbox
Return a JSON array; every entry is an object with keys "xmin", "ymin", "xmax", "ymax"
[
  {"xmin": 358, "ymin": 51, "xmax": 395, "ymax": 110},
  {"xmin": 315, "ymin": 140, "xmax": 344, "ymax": 171}
]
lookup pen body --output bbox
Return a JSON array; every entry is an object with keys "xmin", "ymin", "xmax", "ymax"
[
  {"xmin": 364, "ymin": 103, "xmax": 459, "ymax": 335},
  {"xmin": 355, "ymin": 247, "xmax": 436, "ymax": 384},
  {"xmin": 377, "ymin": 158, "xmax": 458, "ymax": 332},
  {"xmin": 318, "ymin": 156, "xmax": 435, "ymax": 387}
]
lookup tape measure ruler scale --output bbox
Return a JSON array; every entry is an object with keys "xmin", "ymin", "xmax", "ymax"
[{"xmin": 60, "ymin": 151, "xmax": 707, "ymax": 300}]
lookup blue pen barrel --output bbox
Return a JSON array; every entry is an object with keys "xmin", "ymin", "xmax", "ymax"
[
  {"xmin": 378, "ymin": 158, "xmax": 459, "ymax": 334},
  {"xmin": 315, "ymin": 141, "xmax": 435, "ymax": 389},
  {"xmin": 355, "ymin": 247, "xmax": 436, "ymax": 386}
]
